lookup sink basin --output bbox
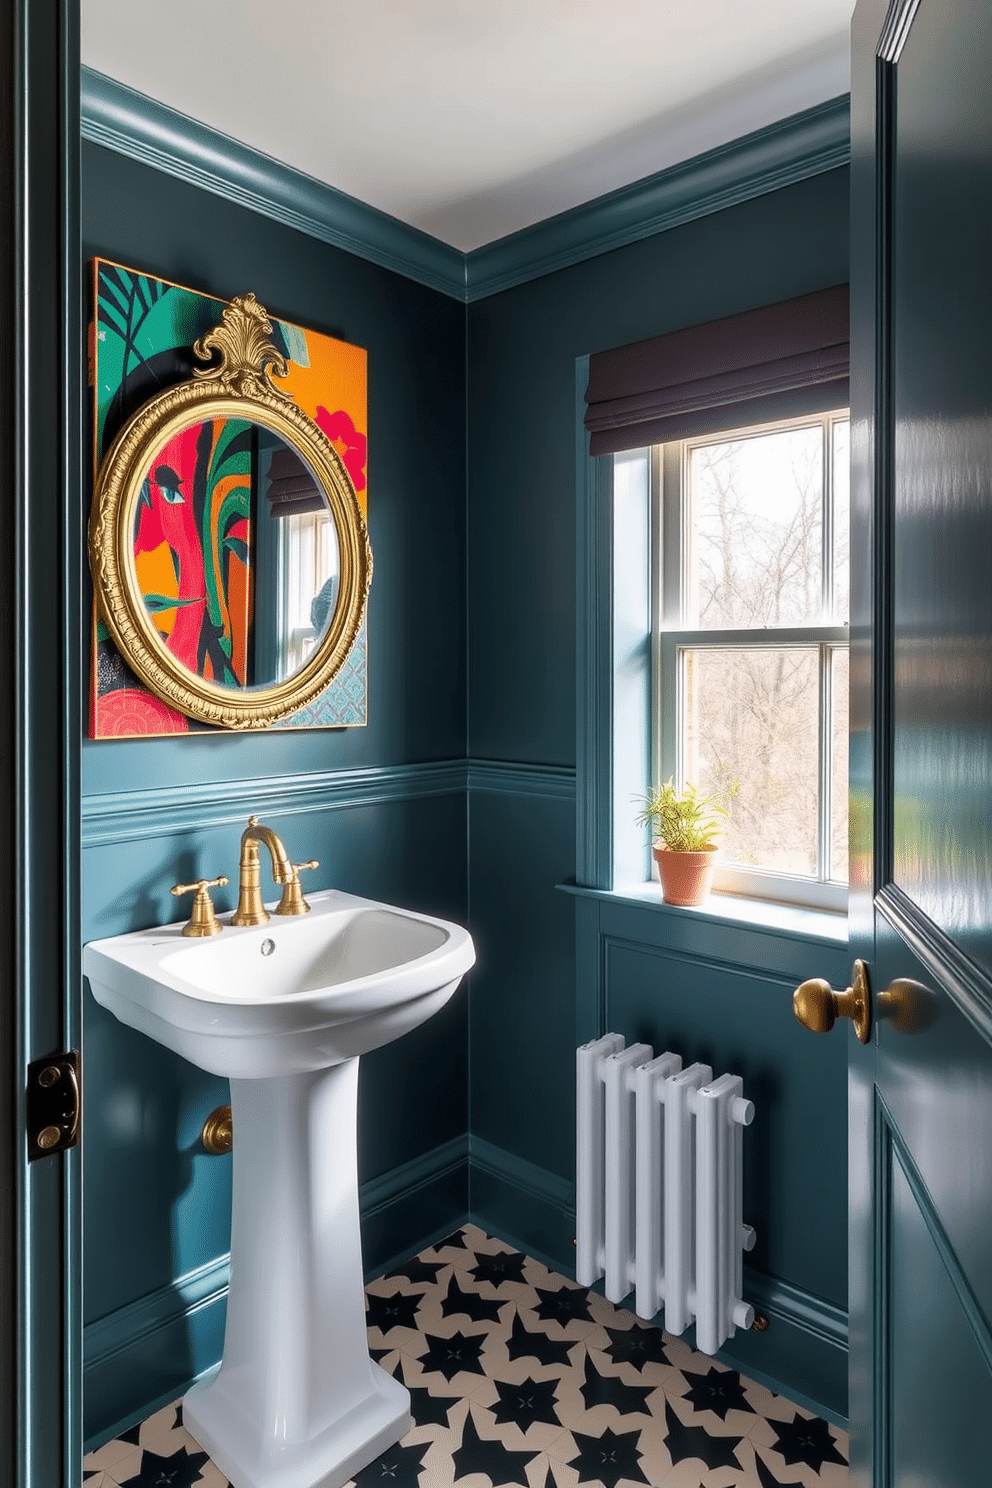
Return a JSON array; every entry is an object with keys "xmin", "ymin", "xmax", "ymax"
[
  {"xmin": 83, "ymin": 888, "xmax": 476, "ymax": 1077},
  {"xmin": 83, "ymin": 889, "xmax": 475, "ymax": 1488}
]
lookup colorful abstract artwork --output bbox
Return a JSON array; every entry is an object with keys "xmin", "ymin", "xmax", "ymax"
[{"xmin": 89, "ymin": 259, "xmax": 368, "ymax": 738}]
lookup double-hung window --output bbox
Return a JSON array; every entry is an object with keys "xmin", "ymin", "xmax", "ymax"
[
  {"xmin": 584, "ymin": 285, "xmax": 851, "ymax": 914},
  {"xmin": 649, "ymin": 408, "xmax": 849, "ymax": 910}
]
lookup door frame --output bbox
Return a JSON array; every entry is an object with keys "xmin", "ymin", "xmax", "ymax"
[{"xmin": 1, "ymin": 2, "xmax": 82, "ymax": 1483}]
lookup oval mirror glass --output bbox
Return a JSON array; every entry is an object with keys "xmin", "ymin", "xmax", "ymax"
[{"xmin": 132, "ymin": 418, "xmax": 341, "ymax": 692}]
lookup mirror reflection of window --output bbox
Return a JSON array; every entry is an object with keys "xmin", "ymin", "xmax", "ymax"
[
  {"xmin": 279, "ymin": 508, "xmax": 339, "ymax": 677},
  {"xmin": 253, "ymin": 435, "xmax": 340, "ymax": 686}
]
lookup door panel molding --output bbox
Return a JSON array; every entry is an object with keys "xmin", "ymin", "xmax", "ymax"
[
  {"xmin": 876, "ymin": 884, "xmax": 992, "ymax": 1042},
  {"xmin": 879, "ymin": 1094, "xmax": 992, "ymax": 1375},
  {"xmin": 872, "ymin": 1094, "xmax": 892, "ymax": 1488}
]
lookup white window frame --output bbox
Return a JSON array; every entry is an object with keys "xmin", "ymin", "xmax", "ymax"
[
  {"xmin": 276, "ymin": 508, "xmax": 339, "ymax": 677},
  {"xmin": 650, "ymin": 408, "xmax": 850, "ymax": 913}
]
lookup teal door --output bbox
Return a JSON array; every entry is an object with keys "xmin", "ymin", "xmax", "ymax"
[{"xmin": 847, "ymin": 2, "xmax": 992, "ymax": 1482}]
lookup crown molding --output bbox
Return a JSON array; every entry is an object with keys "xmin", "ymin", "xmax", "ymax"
[
  {"xmin": 81, "ymin": 70, "xmax": 849, "ymax": 306},
  {"xmin": 80, "ymin": 67, "xmax": 467, "ymax": 300},
  {"xmin": 464, "ymin": 95, "xmax": 850, "ymax": 300}
]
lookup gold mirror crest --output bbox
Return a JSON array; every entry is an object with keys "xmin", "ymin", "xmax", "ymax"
[
  {"xmin": 192, "ymin": 293, "xmax": 293, "ymax": 402},
  {"xmin": 89, "ymin": 293, "xmax": 372, "ymax": 730}
]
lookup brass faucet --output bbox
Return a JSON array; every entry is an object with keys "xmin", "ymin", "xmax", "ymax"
[{"xmin": 231, "ymin": 816, "xmax": 318, "ymax": 925}]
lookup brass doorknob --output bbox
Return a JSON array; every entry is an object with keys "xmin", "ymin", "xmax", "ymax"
[{"xmin": 793, "ymin": 958, "xmax": 872, "ymax": 1044}]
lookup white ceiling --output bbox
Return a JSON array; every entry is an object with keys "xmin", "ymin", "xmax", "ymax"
[{"xmin": 81, "ymin": 1, "xmax": 855, "ymax": 253}]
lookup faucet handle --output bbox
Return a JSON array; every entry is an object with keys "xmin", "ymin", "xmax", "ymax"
[
  {"xmin": 171, "ymin": 875, "xmax": 229, "ymax": 938},
  {"xmin": 275, "ymin": 860, "xmax": 319, "ymax": 917}
]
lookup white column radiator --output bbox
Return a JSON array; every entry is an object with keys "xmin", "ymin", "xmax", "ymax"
[{"xmin": 576, "ymin": 1033, "xmax": 756, "ymax": 1355}]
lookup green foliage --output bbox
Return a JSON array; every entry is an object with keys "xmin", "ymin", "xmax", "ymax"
[{"xmin": 634, "ymin": 778, "xmax": 728, "ymax": 852}]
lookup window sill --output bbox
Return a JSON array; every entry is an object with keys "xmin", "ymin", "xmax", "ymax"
[{"xmin": 557, "ymin": 879, "xmax": 849, "ymax": 947}]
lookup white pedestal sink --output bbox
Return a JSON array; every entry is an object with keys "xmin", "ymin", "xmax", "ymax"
[{"xmin": 83, "ymin": 890, "xmax": 475, "ymax": 1488}]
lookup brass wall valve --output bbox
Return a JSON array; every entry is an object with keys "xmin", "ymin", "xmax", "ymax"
[{"xmin": 202, "ymin": 1104, "xmax": 233, "ymax": 1155}]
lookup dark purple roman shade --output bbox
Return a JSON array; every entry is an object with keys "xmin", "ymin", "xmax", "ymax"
[
  {"xmin": 265, "ymin": 445, "xmax": 325, "ymax": 517},
  {"xmin": 584, "ymin": 284, "xmax": 849, "ymax": 456}
]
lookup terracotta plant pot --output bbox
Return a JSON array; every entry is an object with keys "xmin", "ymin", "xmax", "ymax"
[{"xmin": 653, "ymin": 844, "xmax": 719, "ymax": 907}]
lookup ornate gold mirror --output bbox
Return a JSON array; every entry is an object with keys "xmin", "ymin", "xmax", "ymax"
[{"xmin": 89, "ymin": 293, "xmax": 371, "ymax": 729}]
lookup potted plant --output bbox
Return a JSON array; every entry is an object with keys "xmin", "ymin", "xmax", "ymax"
[{"xmin": 635, "ymin": 778, "xmax": 727, "ymax": 907}]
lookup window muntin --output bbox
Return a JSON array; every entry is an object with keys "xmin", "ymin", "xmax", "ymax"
[{"xmin": 654, "ymin": 410, "xmax": 850, "ymax": 911}]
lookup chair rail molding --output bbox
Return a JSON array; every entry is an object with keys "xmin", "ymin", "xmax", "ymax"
[{"xmin": 81, "ymin": 758, "xmax": 577, "ymax": 848}]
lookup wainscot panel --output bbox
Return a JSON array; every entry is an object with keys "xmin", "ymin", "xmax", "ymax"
[
  {"xmin": 570, "ymin": 889, "xmax": 850, "ymax": 1419},
  {"xmin": 467, "ymin": 770, "xmax": 577, "ymax": 1182}
]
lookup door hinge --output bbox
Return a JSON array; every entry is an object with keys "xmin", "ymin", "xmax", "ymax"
[{"xmin": 27, "ymin": 1050, "xmax": 81, "ymax": 1161}]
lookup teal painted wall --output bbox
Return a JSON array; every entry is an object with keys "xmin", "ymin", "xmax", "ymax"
[
  {"xmin": 80, "ymin": 129, "xmax": 855, "ymax": 1438},
  {"xmin": 465, "ymin": 168, "xmax": 852, "ymax": 1416},
  {"xmin": 81, "ymin": 141, "xmax": 469, "ymax": 1441}
]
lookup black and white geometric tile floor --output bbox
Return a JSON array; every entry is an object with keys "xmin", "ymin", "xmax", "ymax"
[{"xmin": 82, "ymin": 1224, "xmax": 848, "ymax": 1488}]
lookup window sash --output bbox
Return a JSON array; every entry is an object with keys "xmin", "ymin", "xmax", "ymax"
[{"xmin": 651, "ymin": 411, "xmax": 849, "ymax": 912}]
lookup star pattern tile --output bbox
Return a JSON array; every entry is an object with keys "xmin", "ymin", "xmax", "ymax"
[
  {"xmin": 531, "ymin": 1281, "xmax": 596, "ymax": 1331},
  {"xmin": 490, "ymin": 1374, "xmax": 562, "ymax": 1432},
  {"xmin": 599, "ymin": 1319, "xmax": 672, "ymax": 1372},
  {"xmin": 769, "ymin": 1411, "xmax": 849, "ymax": 1472},
  {"xmin": 82, "ymin": 1225, "xmax": 849, "ymax": 1488},
  {"xmin": 679, "ymin": 1363, "xmax": 756, "ymax": 1422},
  {"xmin": 116, "ymin": 1443, "xmax": 212, "ymax": 1487},
  {"xmin": 470, "ymin": 1248, "xmax": 529, "ymax": 1289},
  {"xmin": 452, "ymin": 1406, "xmax": 542, "ymax": 1486},
  {"xmin": 415, "ymin": 1327, "xmax": 490, "ymax": 1383},
  {"xmin": 366, "ymin": 1285, "xmax": 425, "ymax": 1337},
  {"xmin": 440, "ymin": 1270, "xmax": 507, "ymax": 1324},
  {"xmin": 566, "ymin": 1423, "xmax": 650, "ymax": 1488},
  {"xmin": 392, "ymin": 1255, "xmax": 447, "ymax": 1288},
  {"xmin": 504, "ymin": 1309, "xmax": 577, "ymax": 1369},
  {"xmin": 578, "ymin": 1348, "xmax": 656, "ymax": 1419},
  {"xmin": 662, "ymin": 1395, "xmax": 745, "ymax": 1472}
]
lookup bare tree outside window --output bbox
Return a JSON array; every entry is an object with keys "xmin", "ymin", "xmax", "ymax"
[{"xmin": 687, "ymin": 426, "xmax": 823, "ymax": 629}]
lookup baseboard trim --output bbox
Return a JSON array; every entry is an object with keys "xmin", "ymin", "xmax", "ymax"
[
  {"xmin": 84, "ymin": 1253, "xmax": 230, "ymax": 1377},
  {"xmin": 745, "ymin": 1269, "xmax": 848, "ymax": 1351},
  {"xmin": 717, "ymin": 1267, "xmax": 849, "ymax": 1425},
  {"xmin": 470, "ymin": 1135, "xmax": 576, "ymax": 1214}
]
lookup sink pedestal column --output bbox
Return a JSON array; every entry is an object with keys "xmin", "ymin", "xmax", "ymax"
[{"xmin": 183, "ymin": 1057, "xmax": 410, "ymax": 1488}]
